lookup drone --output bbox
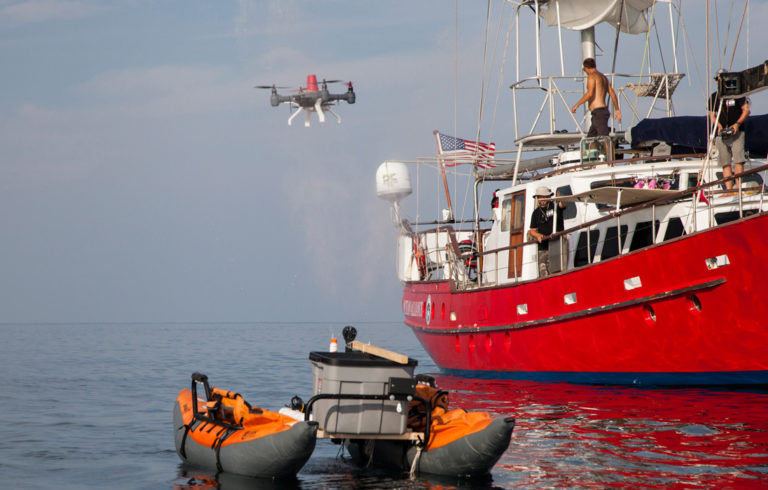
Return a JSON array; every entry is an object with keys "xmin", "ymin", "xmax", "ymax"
[{"xmin": 256, "ymin": 75, "xmax": 356, "ymax": 127}]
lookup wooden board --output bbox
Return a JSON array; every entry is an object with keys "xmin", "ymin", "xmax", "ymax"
[
  {"xmin": 316, "ymin": 428, "xmax": 423, "ymax": 440},
  {"xmin": 348, "ymin": 340, "xmax": 409, "ymax": 364}
]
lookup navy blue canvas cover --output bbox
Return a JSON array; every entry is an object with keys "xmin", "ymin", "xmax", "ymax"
[{"xmin": 631, "ymin": 113, "xmax": 768, "ymax": 156}]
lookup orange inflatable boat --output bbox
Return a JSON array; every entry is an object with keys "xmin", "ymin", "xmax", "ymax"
[
  {"xmin": 173, "ymin": 373, "xmax": 317, "ymax": 478},
  {"xmin": 345, "ymin": 378, "xmax": 515, "ymax": 477}
]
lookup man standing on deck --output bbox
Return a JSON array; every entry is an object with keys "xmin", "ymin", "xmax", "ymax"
[
  {"xmin": 529, "ymin": 186, "xmax": 565, "ymax": 278},
  {"xmin": 571, "ymin": 58, "xmax": 622, "ymax": 136},
  {"xmin": 709, "ymin": 70, "xmax": 750, "ymax": 192}
]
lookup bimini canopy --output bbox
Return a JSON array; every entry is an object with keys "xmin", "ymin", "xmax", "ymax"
[
  {"xmin": 537, "ymin": 0, "xmax": 655, "ymax": 35},
  {"xmin": 630, "ymin": 113, "xmax": 768, "ymax": 156}
]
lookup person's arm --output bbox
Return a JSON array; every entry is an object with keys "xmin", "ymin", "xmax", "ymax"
[
  {"xmin": 608, "ymin": 83, "xmax": 622, "ymax": 122},
  {"xmin": 733, "ymin": 101, "xmax": 751, "ymax": 133},
  {"xmin": 555, "ymin": 190, "xmax": 567, "ymax": 209},
  {"xmin": 572, "ymin": 75, "xmax": 595, "ymax": 113},
  {"xmin": 529, "ymin": 212, "xmax": 544, "ymax": 243}
]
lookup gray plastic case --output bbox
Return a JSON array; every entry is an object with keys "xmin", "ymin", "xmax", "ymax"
[{"xmin": 309, "ymin": 351, "xmax": 417, "ymax": 435}]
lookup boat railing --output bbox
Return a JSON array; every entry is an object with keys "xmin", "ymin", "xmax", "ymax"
[
  {"xmin": 407, "ymin": 163, "xmax": 768, "ymax": 288},
  {"xmin": 537, "ymin": 153, "xmax": 706, "ymax": 180},
  {"xmin": 510, "ymin": 72, "xmax": 685, "ymax": 141}
]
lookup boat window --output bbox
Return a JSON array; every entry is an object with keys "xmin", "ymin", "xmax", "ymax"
[
  {"xmin": 665, "ymin": 174, "xmax": 680, "ymax": 190},
  {"xmin": 686, "ymin": 174, "xmax": 699, "ymax": 190},
  {"xmin": 715, "ymin": 209, "xmax": 758, "ymax": 225},
  {"xmin": 574, "ymin": 230, "xmax": 599, "ymax": 268},
  {"xmin": 501, "ymin": 195, "xmax": 512, "ymax": 232},
  {"xmin": 630, "ymin": 173, "xmax": 680, "ymax": 190},
  {"xmin": 663, "ymin": 217, "xmax": 686, "ymax": 240},
  {"xmin": 580, "ymin": 137, "xmax": 614, "ymax": 162},
  {"xmin": 629, "ymin": 220, "xmax": 660, "ymax": 251},
  {"xmin": 556, "ymin": 185, "xmax": 577, "ymax": 220},
  {"xmin": 715, "ymin": 172, "xmax": 764, "ymax": 190},
  {"xmin": 513, "ymin": 193, "xmax": 525, "ymax": 229},
  {"xmin": 601, "ymin": 225, "xmax": 629, "ymax": 260}
]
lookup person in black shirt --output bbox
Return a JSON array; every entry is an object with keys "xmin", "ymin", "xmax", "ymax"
[
  {"xmin": 529, "ymin": 186, "xmax": 565, "ymax": 278},
  {"xmin": 709, "ymin": 70, "xmax": 751, "ymax": 192}
]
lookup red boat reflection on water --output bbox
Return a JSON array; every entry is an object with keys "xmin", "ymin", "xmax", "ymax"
[{"xmin": 437, "ymin": 376, "xmax": 768, "ymax": 487}]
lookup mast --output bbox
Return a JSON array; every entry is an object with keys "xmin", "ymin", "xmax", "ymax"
[{"xmin": 581, "ymin": 26, "xmax": 596, "ymax": 62}]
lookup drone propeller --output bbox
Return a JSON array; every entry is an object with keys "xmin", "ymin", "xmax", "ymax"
[
  {"xmin": 254, "ymin": 84, "xmax": 290, "ymax": 89},
  {"xmin": 322, "ymin": 79, "xmax": 343, "ymax": 84}
]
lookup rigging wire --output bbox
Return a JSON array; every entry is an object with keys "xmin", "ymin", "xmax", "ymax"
[
  {"xmin": 630, "ymin": 0, "xmax": 659, "ymax": 126},
  {"xmin": 471, "ymin": 0, "xmax": 511, "ymax": 224},
  {"xmin": 723, "ymin": 0, "xmax": 735, "ymax": 66},
  {"xmin": 653, "ymin": 19, "xmax": 668, "ymax": 74},
  {"xmin": 728, "ymin": 0, "xmax": 749, "ymax": 71},
  {"xmin": 474, "ymin": 0, "xmax": 493, "ymax": 150},
  {"xmin": 713, "ymin": 0, "xmax": 721, "ymax": 70},
  {"xmin": 452, "ymin": 0, "xmax": 459, "ymax": 221},
  {"xmin": 485, "ymin": 4, "xmax": 515, "ymax": 217},
  {"xmin": 676, "ymin": 1, "xmax": 705, "ymax": 99},
  {"xmin": 746, "ymin": 0, "xmax": 749, "ymax": 65},
  {"xmin": 488, "ymin": 0, "xmax": 511, "ymax": 144},
  {"xmin": 675, "ymin": 0, "xmax": 690, "ymax": 86},
  {"xmin": 453, "ymin": 0, "xmax": 495, "ymax": 227},
  {"xmin": 611, "ymin": 0, "xmax": 626, "ymax": 73}
]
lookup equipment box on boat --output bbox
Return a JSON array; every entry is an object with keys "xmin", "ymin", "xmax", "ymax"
[{"xmin": 308, "ymin": 351, "xmax": 417, "ymax": 435}]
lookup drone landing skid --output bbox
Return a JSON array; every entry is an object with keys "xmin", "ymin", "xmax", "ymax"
[
  {"xmin": 285, "ymin": 105, "xmax": 341, "ymax": 127},
  {"xmin": 287, "ymin": 108, "xmax": 303, "ymax": 126},
  {"xmin": 326, "ymin": 108, "xmax": 341, "ymax": 124}
]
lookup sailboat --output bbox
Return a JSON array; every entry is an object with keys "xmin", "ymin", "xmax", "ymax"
[{"xmin": 376, "ymin": 0, "xmax": 768, "ymax": 385}]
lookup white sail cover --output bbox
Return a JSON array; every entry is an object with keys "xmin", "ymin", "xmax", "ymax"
[{"xmin": 538, "ymin": 0, "xmax": 657, "ymax": 35}]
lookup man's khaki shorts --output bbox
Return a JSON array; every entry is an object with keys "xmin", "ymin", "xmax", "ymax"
[{"xmin": 716, "ymin": 130, "xmax": 746, "ymax": 166}]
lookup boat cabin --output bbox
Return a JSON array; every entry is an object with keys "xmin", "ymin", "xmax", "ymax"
[{"xmin": 397, "ymin": 134, "xmax": 768, "ymax": 290}]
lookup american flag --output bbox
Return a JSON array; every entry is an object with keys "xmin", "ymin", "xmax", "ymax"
[{"xmin": 436, "ymin": 132, "xmax": 496, "ymax": 168}]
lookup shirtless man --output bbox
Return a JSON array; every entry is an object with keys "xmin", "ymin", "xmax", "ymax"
[{"xmin": 571, "ymin": 58, "xmax": 622, "ymax": 136}]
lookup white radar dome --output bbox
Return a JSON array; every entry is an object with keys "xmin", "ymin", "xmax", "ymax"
[{"xmin": 375, "ymin": 161, "xmax": 412, "ymax": 202}]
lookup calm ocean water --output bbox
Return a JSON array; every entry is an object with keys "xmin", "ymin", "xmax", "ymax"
[{"xmin": 1, "ymin": 322, "xmax": 766, "ymax": 489}]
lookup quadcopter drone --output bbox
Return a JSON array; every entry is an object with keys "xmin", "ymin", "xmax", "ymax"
[{"xmin": 256, "ymin": 74, "xmax": 356, "ymax": 127}]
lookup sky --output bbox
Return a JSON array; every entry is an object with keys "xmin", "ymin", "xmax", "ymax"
[{"xmin": 1, "ymin": 0, "xmax": 766, "ymax": 324}]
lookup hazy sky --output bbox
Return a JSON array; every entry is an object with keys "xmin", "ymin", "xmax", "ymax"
[{"xmin": 1, "ymin": 0, "xmax": 765, "ymax": 323}]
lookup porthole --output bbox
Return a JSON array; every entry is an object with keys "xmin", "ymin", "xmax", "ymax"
[
  {"xmin": 644, "ymin": 304, "xmax": 657, "ymax": 323},
  {"xmin": 689, "ymin": 295, "xmax": 702, "ymax": 312}
]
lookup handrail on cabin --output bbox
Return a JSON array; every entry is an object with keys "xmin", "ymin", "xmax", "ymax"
[{"xmin": 538, "ymin": 153, "xmax": 706, "ymax": 180}]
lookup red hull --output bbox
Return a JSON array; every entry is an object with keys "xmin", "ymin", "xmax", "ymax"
[{"xmin": 402, "ymin": 214, "xmax": 768, "ymax": 384}]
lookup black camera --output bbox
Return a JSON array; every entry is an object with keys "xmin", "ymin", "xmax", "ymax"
[{"xmin": 720, "ymin": 127, "xmax": 735, "ymax": 137}]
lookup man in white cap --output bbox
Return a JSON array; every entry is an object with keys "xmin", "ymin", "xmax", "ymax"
[{"xmin": 529, "ymin": 186, "xmax": 566, "ymax": 277}]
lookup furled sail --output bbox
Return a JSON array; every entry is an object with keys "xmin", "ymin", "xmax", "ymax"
[{"xmin": 538, "ymin": 0, "xmax": 656, "ymax": 34}]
